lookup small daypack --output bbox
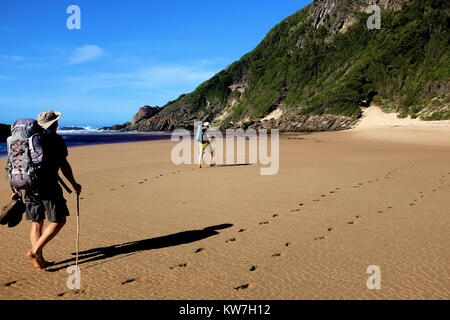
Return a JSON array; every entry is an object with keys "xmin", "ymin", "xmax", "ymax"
[{"xmin": 5, "ymin": 119, "xmax": 44, "ymax": 191}]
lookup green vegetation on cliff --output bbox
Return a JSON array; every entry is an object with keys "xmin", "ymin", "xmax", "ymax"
[{"xmin": 145, "ymin": 0, "xmax": 450, "ymax": 128}]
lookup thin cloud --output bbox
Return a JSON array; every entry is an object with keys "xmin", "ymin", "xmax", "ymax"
[
  {"xmin": 0, "ymin": 55, "xmax": 25, "ymax": 62},
  {"xmin": 63, "ymin": 64, "xmax": 218, "ymax": 90},
  {"xmin": 70, "ymin": 45, "xmax": 105, "ymax": 64}
]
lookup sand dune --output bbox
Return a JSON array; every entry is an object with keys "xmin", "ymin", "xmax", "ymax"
[
  {"xmin": 355, "ymin": 105, "xmax": 450, "ymax": 129},
  {"xmin": 0, "ymin": 124, "xmax": 449, "ymax": 299}
]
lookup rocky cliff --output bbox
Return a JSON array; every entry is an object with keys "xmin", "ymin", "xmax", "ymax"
[{"xmin": 109, "ymin": 0, "xmax": 449, "ymax": 132}]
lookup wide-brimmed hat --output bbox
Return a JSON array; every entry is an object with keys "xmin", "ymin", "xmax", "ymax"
[
  {"xmin": 203, "ymin": 122, "xmax": 211, "ymax": 127},
  {"xmin": 37, "ymin": 110, "xmax": 61, "ymax": 129}
]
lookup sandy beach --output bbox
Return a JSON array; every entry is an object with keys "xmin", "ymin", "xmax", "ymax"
[{"xmin": 0, "ymin": 110, "xmax": 449, "ymax": 300}]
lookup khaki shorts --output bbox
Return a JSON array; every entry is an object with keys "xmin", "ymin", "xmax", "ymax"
[
  {"xmin": 25, "ymin": 193, "xmax": 69, "ymax": 223},
  {"xmin": 199, "ymin": 142, "xmax": 212, "ymax": 153}
]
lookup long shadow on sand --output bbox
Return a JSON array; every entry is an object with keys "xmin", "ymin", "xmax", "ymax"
[
  {"xmin": 215, "ymin": 163, "xmax": 253, "ymax": 168},
  {"xmin": 46, "ymin": 224, "xmax": 233, "ymax": 272}
]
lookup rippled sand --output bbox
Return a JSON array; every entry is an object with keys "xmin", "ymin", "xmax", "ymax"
[{"xmin": 0, "ymin": 126, "xmax": 449, "ymax": 299}]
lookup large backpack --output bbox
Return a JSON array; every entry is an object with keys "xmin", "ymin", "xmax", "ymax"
[{"xmin": 5, "ymin": 119, "xmax": 44, "ymax": 191}]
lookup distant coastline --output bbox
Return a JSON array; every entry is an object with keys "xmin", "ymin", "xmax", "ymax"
[{"xmin": 0, "ymin": 131, "xmax": 174, "ymax": 158}]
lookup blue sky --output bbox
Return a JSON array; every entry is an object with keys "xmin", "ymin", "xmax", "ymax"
[{"xmin": 0, "ymin": 0, "xmax": 311, "ymax": 128}]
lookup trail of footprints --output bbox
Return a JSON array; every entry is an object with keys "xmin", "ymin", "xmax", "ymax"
[
  {"xmin": 112, "ymin": 167, "xmax": 449, "ymax": 293},
  {"xmin": 79, "ymin": 170, "xmax": 183, "ymax": 200}
]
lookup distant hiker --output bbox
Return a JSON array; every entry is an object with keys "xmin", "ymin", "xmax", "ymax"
[
  {"xmin": 196, "ymin": 122, "xmax": 215, "ymax": 169},
  {"xmin": 8, "ymin": 110, "xmax": 82, "ymax": 270}
]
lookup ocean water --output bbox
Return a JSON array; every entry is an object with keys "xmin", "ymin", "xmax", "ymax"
[{"xmin": 0, "ymin": 130, "xmax": 174, "ymax": 158}]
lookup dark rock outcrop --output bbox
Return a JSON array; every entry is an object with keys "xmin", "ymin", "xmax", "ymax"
[
  {"xmin": 132, "ymin": 106, "xmax": 161, "ymax": 125},
  {"xmin": 220, "ymin": 114, "xmax": 357, "ymax": 132},
  {"xmin": 100, "ymin": 122, "xmax": 131, "ymax": 131}
]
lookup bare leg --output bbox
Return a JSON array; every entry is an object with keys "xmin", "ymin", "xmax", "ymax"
[
  {"xmin": 210, "ymin": 151, "xmax": 216, "ymax": 167},
  {"xmin": 27, "ymin": 218, "xmax": 66, "ymax": 270},
  {"xmin": 198, "ymin": 152, "xmax": 204, "ymax": 168},
  {"xmin": 30, "ymin": 221, "xmax": 44, "ymax": 248},
  {"xmin": 29, "ymin": 221, "xmax": 50, "ymax": 266}
]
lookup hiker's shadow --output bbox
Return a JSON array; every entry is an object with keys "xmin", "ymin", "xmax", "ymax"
[
  {"xmin": 46, "ymin": 223, "xmax": 233, "ymax": 272},
  {"xmin": 215, "ymin": 163, "xmax": 253, "ymax": 168}
]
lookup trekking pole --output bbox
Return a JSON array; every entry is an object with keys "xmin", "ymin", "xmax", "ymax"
[{"xmin": 76, "ymin": 193, "xmax": 80, "ymax": 268}]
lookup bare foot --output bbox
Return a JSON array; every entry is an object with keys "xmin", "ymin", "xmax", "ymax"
[
  {"xmin": 26, "ymin": 250, "xmax": 45, "ymax": 270},
  {"xmin": 198, "ymin": 165, "xmax": 202, "ymax": 169}
]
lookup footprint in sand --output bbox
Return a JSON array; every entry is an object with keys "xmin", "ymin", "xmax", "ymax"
[
  {"xmin": 195, "ymin": 248, "xmax": 205, "ymax": 253},
  {"xmin": 121, "ymin": 278, "xmax": 138, "ymax": 285},
  {"xmin": 321, "ymin": 194, "xmax": 326, "ymax": 198},
  {"xmin": 110, "ymin": 188, "xmax": 116, "ymax": 191},
  {"xmin": 387, "ymin": 206, "xmax": 392, "ymax": 209},
  {"xmin": 138, "ymin": 182, "xmax": 144, "ymax": 184},
  {"xmin": 234, "ymin": 284, "xmax": 250, "ymax": 291},
  {"xmin": 273, "ymin": 214, "xmax": 279, "ymax": 218},
  {"xmin": 238, "ymin": 229, "xmax": 246, "ymax": 233},
  {"xmin": 170, "ymin": 263, "xmax": 188, "ymax": 270},
  {"xmin": 347, "ymin": 221, "xmax": 356, "ymax": 225},
  {"xmin": 226, "ymin": 238, "xmax": 236, "ymax": 243},
  {"xmin": 328, "ymin": 227, "xmax": 334, "ymax": 232},
  {"xmin": 285, "ymin": 242, "xmax": 291, "ymax": 247},
  {"xmin": 291, "ymin": 209, "xmax": 301, "ymax": 213},
  {"xmin": 58, "ymin": 289, "xmax": 85, "ymax": 297},
  {"xmin": 299, "ymin": 203, "xmax": 304, "ymax": 207},
  {"xmin": 4, "ymin": 281, "xmax": 17, "ymax": 287},
  {"xmin": 121, "ymin": 185, "xmax": 125, "ymax": 187},
  {"xmin": 330, "ymin": 191, "xmax": 336, "ymax": 194},
  {"xmin": 313, "ymin": 199, "xmax": 321, "ymax": 202},
  {"xmin": 271, "ymin": 253, "xmax": 283, "ymax": 257},
  {"xmin": 249, "ymin": 265, "xmax": 258, "ymax": 272},
  {"xmin": 314, "ymin": 236, "xmax": 326, "ymax": 240},
  {"xmin": 259, "ymin": 221, "xmax": 270, "ymax": 225}
]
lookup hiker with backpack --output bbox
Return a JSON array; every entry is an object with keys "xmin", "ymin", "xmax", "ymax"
[
  {"xmin": 6, "ymin": 110, "xmax": 82, "ymax": 270},
  {"xmin": 196, "ymin": 122, "xmax": 216, "ymax": 169}
]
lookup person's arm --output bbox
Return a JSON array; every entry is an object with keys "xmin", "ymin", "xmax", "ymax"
[{"xmin": 61, "ymin": 159, "xmax": 82, "ymax": 194}]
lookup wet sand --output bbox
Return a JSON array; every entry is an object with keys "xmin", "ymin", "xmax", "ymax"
[{"xmin": 0, "ymin": 123, "xmax": 449, "ymax": 299}]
